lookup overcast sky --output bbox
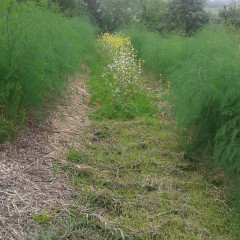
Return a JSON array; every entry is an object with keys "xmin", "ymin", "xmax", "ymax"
[{"xmin": 206, "ymin": 0, "xmax": 234, "ymax": 7}]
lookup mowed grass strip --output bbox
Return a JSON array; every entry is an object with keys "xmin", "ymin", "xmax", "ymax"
[{"xmin": 58, "ymin": 117, "xmax": 234, "ymax": 240}]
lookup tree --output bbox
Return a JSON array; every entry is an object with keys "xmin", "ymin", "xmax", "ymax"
[
  {"xmin": 52, "ymin": 0, "xmax": 86, "ymax": 16},
  {"xmin": 219, "ymin": 2, "xmax": 240, "ymax": 28},
  {"xmin": 166, "ymin": 0, "xmax": 209, "ymax": 36},
  {"xmin": 98, "ymin": 0, "xmax": 134, "ymax": 32},
  {"xmin": 17, "ymin": 0, "xmax": 86, "ymax": 16},
  {"xmin": 83, "ymin": 0, "xmax": 102, "ymax": 27},
  {"xmin": 139, "ymin": 0, "xmax": 167, "ymax": 33}
]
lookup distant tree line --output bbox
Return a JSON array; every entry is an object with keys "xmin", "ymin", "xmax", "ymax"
[
  {"xmin": 17, "ymin": 0, "xmax": 206, "ymax": 36},
  {"xmin": 52, "ymin": 0, "xmax": 210, "ymax": 36},
  {"xmin": 19, "ymin": 0, "xmax": 240, "ymax": 35},
  {"xmin": 140, "ymin": 0, "xmax": 209, "ymax": 36}
]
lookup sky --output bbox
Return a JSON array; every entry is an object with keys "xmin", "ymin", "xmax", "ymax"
[{"xmin": 206, "ymin": 0, "xmax": 233, "ymax": 7}]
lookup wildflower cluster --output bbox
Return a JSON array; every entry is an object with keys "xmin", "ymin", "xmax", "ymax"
[{"xmin": 98, "ymin": 33, "xmax": 142, "ymax": 103}]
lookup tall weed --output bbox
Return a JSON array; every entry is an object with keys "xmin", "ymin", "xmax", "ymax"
[
  {"xmin": 123, "ymin": 25, "xmax": 240, "ymax": 209},
  {"xmin": 121, "ymin": 26, "xmax": 189, "ymax": 77},
  {"xmin": 169, "ymin": 26, "xmax": 240, "ymax": 207},
  {"xmin": 0, "ymin": 0, "xmax": 96, "ymax": 142}
]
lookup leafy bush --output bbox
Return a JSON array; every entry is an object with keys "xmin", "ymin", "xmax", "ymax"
[
  {"xmin": 0, "ymin": 0, "xmax": 96, "ymax": 142},
  {"xmin": 219, "ymin": 4, "xmax": 240, "ymax": 28}
]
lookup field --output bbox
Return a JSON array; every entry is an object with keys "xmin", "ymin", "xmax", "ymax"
[{"xmin": 0, "ymin": 1, "xmax": 240, "ymax": 239}]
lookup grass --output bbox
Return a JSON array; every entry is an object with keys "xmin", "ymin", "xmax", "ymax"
[
  {"xmin": 33, "ymin": 76, "xmax": 237, "ymax": 239},
  {"xmin": 0, "ymin": 1, "xmax": 96, "ymax": 142},
  {"xmin": 88, "ymin": 34, "xmax": 156, "ymax": 120}
]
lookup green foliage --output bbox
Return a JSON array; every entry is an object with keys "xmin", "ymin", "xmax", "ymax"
[
  {"xmin": 170, "ymin": 26, "xmax": 240, "ymax": 210},
  {"xmin": 121, "ymin": 26, "xmax": 189, "ymax": 77},
  {"xmin": 138, "ymin": 0, "xmax": 167, "ymax": 33},
  {"xmin": 88, "ymin": 33, "xmax": 156, "ymax": 119},
  {"xmin": 83, "ymin": 0, "xmax": 135, "ymax": 32},
  {"xmin": 66, "ymin": 147, "xmax": 86, "ymax": 163},
  {"xmin": 123, "ymin": 25, "xmax": 240, "ymax": 209},
  {"xmin": 219, "ymin": 3, "xmax": 240, "ymax": 28},
  {"xmin": 136, "ymin": 0, "xmax": 208, "ymax": 35},
  {"xmin": 166, "ymin": 0, "xmax": 209, "ymax": 36},
  {"xmin": 36, "ymin": 116, "xmax": 236, "ymax": 239},
  {"xmin": 0, "ymin": 0, "xmax": 96, "ymax": 142},
  {"xmin": 168, "ymin": 26, "xmax": 240, "ymax": 169},
  {"xmin": 52, "ymin": 0, "xmax": 87, "ymax": 16},
  {"xmin": 89, "ymin": 65, "xmax": 156, "ymax": 119},
  {"xmin": 98, "ymin": 0, "xmax": 134, "ymax": 32},
  {"xmin": 31, "ymin": 208, "xmax": 60, "ymax": 223},
  {"xmin": 83, "ymin": 0, "xmax": 102, "ymax": 26}
]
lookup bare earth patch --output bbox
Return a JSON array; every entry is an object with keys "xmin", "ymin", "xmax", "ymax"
[{"xmin": 0, "ymin": 74, "xmax": 90, "ymax": 240}]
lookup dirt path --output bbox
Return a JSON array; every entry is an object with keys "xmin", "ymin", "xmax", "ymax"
[{"xmin": 0, "ymin": 74, "xmax": 90, "ymax": 240}]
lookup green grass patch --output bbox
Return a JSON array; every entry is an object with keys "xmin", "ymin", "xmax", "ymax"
[
  {"xmin": 89, "ymin": 72, "xmax": 157, "ymax": 119},
  {"xmin": 35, "ymin": 116, "xmax": 236, "ymax": 239}
]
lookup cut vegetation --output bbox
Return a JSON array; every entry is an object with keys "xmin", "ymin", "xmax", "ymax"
[{"xmin": 34, "ymin": 77, "xmax": 236, "ymax": 239}]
